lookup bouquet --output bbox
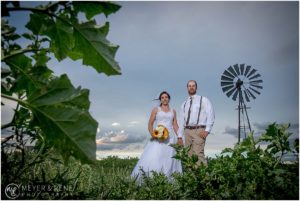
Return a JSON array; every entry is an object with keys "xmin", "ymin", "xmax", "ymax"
[{"xmin": 151, "ymin": 125, "xmax": 169, "ymax": 142}]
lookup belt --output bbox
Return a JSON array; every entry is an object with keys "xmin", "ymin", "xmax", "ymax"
[{"xmin": 185, "ymin": 125, "xmax": 206, "ymax": 130}]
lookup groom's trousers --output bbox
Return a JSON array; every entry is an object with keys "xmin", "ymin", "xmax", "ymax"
[{"xmin": 184, "ymin": 127, "xmax": 207, "ymax": 166}]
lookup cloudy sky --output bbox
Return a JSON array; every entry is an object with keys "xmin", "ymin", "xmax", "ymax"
[{"xmin": 2, "ymin": 1, "xmax": 299, "ymax": 159}]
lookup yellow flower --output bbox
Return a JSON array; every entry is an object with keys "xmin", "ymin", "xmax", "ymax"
[{"xmin": 152, "ymin": 125, "xmax": 169, "ymax": 142}]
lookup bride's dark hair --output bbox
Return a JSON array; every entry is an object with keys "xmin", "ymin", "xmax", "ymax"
[{"xmin": 159, "ymin": 91, "xmax": 171, "ymax": 101}]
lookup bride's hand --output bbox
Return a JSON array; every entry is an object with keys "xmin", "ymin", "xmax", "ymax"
[
  {"xmin": 150, "ymin": 131, "xmax": 156, "ymax": 138},
  {"xmin": 177, "ymin": 138, "xmax": 183, "ymax": 146}
]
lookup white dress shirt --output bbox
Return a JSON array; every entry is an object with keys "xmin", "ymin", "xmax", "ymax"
[{"xmin": 178, "ymin": 94, "xmax": 215, "ymax": 138}]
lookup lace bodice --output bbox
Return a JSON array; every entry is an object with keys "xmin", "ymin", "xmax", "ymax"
[{"xmin": 155, "ymin": 107, "xmax": 174, "ymax": 132}]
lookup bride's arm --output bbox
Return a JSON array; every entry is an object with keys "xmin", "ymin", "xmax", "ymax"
[
  {"xmin": 148, "ymin": 108, "xmax": 157, "ymax": 137},
  {"xmin": 172, "ymin": 109, "xmax": 179, "ymax": 135}
]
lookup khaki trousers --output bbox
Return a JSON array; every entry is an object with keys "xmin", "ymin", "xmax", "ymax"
[{"xmin": 184, "ymin": 127, "xmax": 207, "ymax": 166}]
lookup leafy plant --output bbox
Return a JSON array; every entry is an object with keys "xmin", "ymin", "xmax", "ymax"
[
  {"xmin": 2, "ymin": 1, "xmax": 121, "ymax": 164},
  {"xmin": 1, "ymin": 1, "xmax": 122, "ymax": 198},
  {"xmin": 259, "ymin": 123, "xmax": 293, "ymax": 167},
  {"xmin": 170, "ymin": 123, "xmax": 298, "ymax": 200}
]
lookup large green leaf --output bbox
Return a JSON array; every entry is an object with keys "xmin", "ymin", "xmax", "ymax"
[
  {"xmin": 46, "ymin": 15, "xmax": 74, "ymax": 61},
  {"xmin": 4, "ymin": 54, "xmax": 38, "ymax": 95},
  {"xmin": 71, "ymin": 20, "xmax": 121, "ymax": 75},
  {"xmin": 4, "ymin": 53, "xmax": 54, "ymax": 96},
  {"xmin": 25, "ymin": 12, "xmax": 52, "ymax": 35},
  {"xmin": 5, "ymin": 54, "xmax": 32, "ymax": 75},
  {"xmin": 26, "ymin": 74, "xmax": 97, "ymax": 164},
  {"xmin": 26, "ymin": 13, "xmax": 74, "ymax": 61},
  {"xmin": 73, "ymin": 1, "xmax": 121, "ymax": 19},
  {"xmin": 26, "ymin": 11, "xmax": 121, "ymax": 75}
]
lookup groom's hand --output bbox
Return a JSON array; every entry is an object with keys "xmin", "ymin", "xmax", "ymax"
[{"xmin": 199, "ymin": 131, "xmax": 209, "ymax": 139}]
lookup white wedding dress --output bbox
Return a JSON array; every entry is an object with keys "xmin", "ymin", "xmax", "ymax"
[{"xmin": 131, "ymin": 107, "xmax": 182, "ymax": 182}]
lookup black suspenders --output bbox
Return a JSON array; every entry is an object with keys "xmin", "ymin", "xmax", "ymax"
[
  {"xmin": 184, "ymin": 96, "xmax": 202, "ymax": 126},
  {"xmin": 196, "ymin": 96, "xmax": 202, "ymax": 125}
]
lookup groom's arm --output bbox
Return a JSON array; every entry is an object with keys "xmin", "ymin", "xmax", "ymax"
[
  {"xmin": 204, "ymin": 97, "xmax": 215, "ymax": 133},
  {"xmin": 177, "ymin": 102, "xmax": 185, "ymax": 144}
]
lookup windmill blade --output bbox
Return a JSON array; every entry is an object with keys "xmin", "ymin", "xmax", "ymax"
[
  {"xmin": 249, "ymin": 86, "xmax": 261, "ymax": 95},
  {"xmin": 233, "ymin": 64, "xmax": 240, "ymax": 75},
  {"xmin": 243, "ymin": 90, "xmax": 250, "ymax": 102},
  {"xmin": 228, "ymin": 66, "xmax": 238, "ymax": 77},
  {"xmin": 221, "ymin": 81, "xmax": 234, "ymax": 87},
  {"xmin": 232, "ymin": 89, "xmax": 239, "ymax": 101},
  {"xmin": 250, "ymin": 83, "xmax": 263, "ymax": 89},
  {"xmin": 226, "ymin": 87, "xmax": 237, "ymax": 98},
  {"xmin": 221, "ymin": 75, "xmax": 234, "ymax": 82},
  {"xmin": 220, "ymin": 64, "xmax": 263, "ymax": 103},
  {"xmin": 222, "ymin": 84, "xmax": 235, "ymax": 93},
  {"xmin": 223, "ymin": 69, "xmax": 235, "ymax": 79},
  {"xmin": 246, "ymin": 88, "xmax": 256, "ymax": 99},
  {"xmin": 247, "ymin": 68, "xmax": 257, "ymax": 78},
  {"xmin": 242, "ymin": 85, "xmax": 251, "ymax": 101},
  {"xmin": 244, "ymin": 65, "xmax": 251, "ymax": 77},
  {"xmin": 240, "ymin": 64, "xmax": 245, "ymax": 75},
  {"xmin": 250, "ymin": 79, "xmax": 263, "ymax": 84},
  {"xmin": 249, "ymin": 73, "xmax": 261, "ymax": 80}
]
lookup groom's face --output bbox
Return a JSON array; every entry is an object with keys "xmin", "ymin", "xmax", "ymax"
[{"xmin": 187, "ymin": 82, "xmax": 197, "ymax": 95}]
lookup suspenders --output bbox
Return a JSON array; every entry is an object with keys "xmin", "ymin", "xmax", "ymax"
[
  {"xmin": 184, "ymin": 96, "xmax": 202, "ymax": 126},
  {"xmin": 196, "ymin": 96, "xmax": 202, "ymax": 125}
]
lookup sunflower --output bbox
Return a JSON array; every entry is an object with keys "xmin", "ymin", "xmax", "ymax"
[
  {"xmin": 152, "ymin": 125, "xmax": 169, "ymax": 142},
  {"xmin": 162, "ymin": 127, "xmax": 169, "ymax": 140}
]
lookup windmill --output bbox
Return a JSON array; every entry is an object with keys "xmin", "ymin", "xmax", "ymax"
[{"xmin": 220, "ymin": 64, "xmax": 263, "ymax": 143}]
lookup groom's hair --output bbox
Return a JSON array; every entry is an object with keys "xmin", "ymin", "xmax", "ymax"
[{"xmin": 187, "ymin": 80, "xmax": 198, "ymax": 89}]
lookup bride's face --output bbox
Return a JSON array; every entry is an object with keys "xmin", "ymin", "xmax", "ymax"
[{"xmin": 160, "ymin": 94, "xmax": 169, "ymax": 105}]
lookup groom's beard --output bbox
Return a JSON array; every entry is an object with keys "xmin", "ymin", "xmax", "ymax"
[{"xmin": 188, "ymin": 89, "xmax": 196, "ymax": 96}]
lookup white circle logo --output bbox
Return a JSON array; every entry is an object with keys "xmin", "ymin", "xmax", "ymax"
[{"xmin": 5, "ymin": 183, "xmax": 20, "ymax": 199}]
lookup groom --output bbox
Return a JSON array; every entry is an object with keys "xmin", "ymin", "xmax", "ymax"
[{"xmin": 177, "ymin": 80, "xmax": 215, "ymax": 166}]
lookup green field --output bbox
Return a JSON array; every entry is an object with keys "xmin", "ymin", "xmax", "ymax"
[{"xmin": 2, "ymin": 125, "xmax": 299, "ymax": 200}]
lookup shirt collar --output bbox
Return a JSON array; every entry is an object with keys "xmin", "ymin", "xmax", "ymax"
[{"xmin": 188, "ymin": 94, "xmax": 197, "ymax": 99}]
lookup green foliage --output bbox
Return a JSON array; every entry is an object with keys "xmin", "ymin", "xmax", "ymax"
[
  {"xmin": 1, "ymin": 123, "xmax": 298, "ymax": 199},
  {"xmin": 2, "ymin": 1, "xmax": 121, "ymax": 165},
  {"xmin": 73, "ymin": 1, "xmax": 121, "ymax": 19},
  {"xmin": 170, "ymin": 123, "xmax": 299, "ymax": 200},
  {"xmin": 72, "ymin": 20, "xmax": 120, "ymax": 75},
  {"xmin": 259, "ymin": 123, "xmax": 293, "ymax": 162},
  {"xmin": 1, "ymin": 2, "xmax": 122, "ymax": 197},
  {"xmin": 26, "ymin": 74, "xmax": 98, "ymax": 164},
  {"xmin": 2, "ymin": 1, "xmax": 121, "ymax": 74}
]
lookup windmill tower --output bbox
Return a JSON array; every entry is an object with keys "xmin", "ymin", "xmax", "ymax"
[{"xmin": 220, "ymin": 64, "xmax": 263, "ymax": 143}]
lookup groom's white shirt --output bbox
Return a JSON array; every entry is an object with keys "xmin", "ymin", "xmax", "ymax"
[{"xmin": 178, "ymin": 94, "xmax": 215, "ymax": 138}]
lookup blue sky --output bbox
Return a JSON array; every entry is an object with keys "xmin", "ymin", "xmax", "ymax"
[{"xmin": 2, "ymin": 1, "xmax": 299, "ymax": 159}]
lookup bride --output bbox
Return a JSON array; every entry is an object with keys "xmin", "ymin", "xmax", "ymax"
[{"xmin": 131, "ymin": 91, "xmax": 182, "ymax": 182}]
